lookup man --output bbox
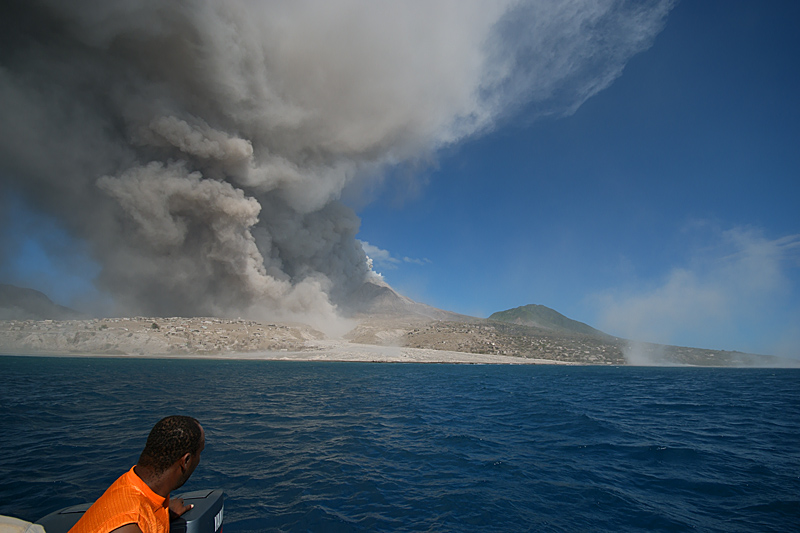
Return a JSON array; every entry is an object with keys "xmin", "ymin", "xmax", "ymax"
[{"xmin": 70, "ymin": 416, "xmax": 205, "ymax": 533}]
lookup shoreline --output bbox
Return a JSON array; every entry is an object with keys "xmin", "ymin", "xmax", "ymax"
[
  {"xmin": 0, "ymin": 317, "xmax": 580, "ymax": 365},
  {"xmin": 3, "ymin": 317, "xmax": 795, "ymax": 367},
  {"xmin": 0, "ymin": 340, "xmax": 577, "ymax": 365}
]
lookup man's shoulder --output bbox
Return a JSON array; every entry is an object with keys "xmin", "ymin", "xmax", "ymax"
[
  {"xmin": 90, "ymin": 469, "xmax": 152, "ymax": 513},
  {"xmin": 104, "ymin": 470, "xmax": 144, "ymax": 495}
]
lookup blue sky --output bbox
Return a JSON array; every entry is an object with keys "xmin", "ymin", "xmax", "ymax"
[{"xmin": 356, "ymin": 1, "xmax": 800, "ymax": 356}]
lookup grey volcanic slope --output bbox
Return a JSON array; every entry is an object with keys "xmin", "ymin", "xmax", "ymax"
[
  {"xmin": 0, "ymin": 284, "xmax": 81, "ymax": 320},
  {"xmin": 344, "ymin": 279, "xmax": 464, "ymax": 320},
  {"xmin": 490, "ymin": 304, "xmax": 609, "ymax": 337}
]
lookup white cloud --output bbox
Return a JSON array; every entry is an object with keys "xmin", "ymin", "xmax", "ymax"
[
  {"xmin": 593, "ymin": 226, "xmax": 800, "ymax": 355},
  {"xmin": 402, "ymin": 256, "xmax": 432, "ymax": 266},
  {"xmin": 358, "ymin": 240, "xmax": 430, "ymax": 271},
  {"xmin": 359, "ymin": 240, "xmax": 399, "ymax": 268}
]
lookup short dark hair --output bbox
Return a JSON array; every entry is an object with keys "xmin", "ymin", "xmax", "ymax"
[{"xmin": 138, "ymin": 416, "xmax": 202, "ymax": 474}]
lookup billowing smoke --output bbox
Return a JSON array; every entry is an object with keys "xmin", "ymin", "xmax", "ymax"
[{"xmin": 0, "ymin": 0, "xmax": 672, "ymax": 322}]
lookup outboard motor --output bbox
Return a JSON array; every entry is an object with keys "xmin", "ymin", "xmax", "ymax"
[{"xmin": 34, "ymin": 489, "xmax": 224, "ymax": 533}]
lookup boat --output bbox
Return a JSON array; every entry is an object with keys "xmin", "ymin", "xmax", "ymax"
[{"xmin": 25, "ymin": 489, "xmax": 224, "ymax": 533}]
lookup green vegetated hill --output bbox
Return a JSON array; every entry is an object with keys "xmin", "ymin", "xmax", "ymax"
[{"xmin": 489, "ymin": 304, "xmax": 609, "ymax": 338}]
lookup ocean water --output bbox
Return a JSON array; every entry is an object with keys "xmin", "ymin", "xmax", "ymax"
[{"xmin": 0, "ymin": 356, "xmax": 798, "ymax": 532}]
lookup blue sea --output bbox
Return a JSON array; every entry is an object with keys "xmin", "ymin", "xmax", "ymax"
[{"xmin": 1, "ymin": 356, "xmax": 798, "ymax": 532}]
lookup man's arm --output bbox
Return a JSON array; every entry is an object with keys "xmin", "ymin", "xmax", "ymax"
[{"xmin": 110, "ymin": 524, "xmax": 143, "ymax": 533}]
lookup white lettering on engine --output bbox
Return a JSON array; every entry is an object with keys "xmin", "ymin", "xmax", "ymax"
[{"xmin": 214, "ymin": 505, "xmax": 224, "ymax": 531}]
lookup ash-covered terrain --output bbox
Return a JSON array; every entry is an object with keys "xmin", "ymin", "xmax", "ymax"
[
  {"xmin": 1, "ymin": 284, "xmax": 794, "ymax": 367},
  {"xmin": 0, "ymin": 317, "xmax": 324, "ymax": 357},
  {"xmin": 347, "ymin": 316, "xmax": 793, "ymax": 367}
]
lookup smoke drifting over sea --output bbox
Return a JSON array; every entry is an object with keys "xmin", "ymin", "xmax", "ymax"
[{"xmin": 0, "ymin": 0, "xmax": 672, "ymax": 321}]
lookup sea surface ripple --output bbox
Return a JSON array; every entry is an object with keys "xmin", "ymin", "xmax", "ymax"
[{"xmin": 1, "ymin": 357, "xmax": 798, "ymax": 532}]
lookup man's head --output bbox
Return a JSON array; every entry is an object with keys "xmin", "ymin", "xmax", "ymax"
[{"xmin": 138, "ymin": 416, "xmax": 205, "ymax": 489}]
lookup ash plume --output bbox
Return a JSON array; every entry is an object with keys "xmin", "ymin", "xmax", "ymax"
[{"xmin": 0, "ymin": 0, "xmax": 672, "ymax": 322}]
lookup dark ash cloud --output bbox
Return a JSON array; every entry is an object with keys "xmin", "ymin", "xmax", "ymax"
[{"xmin": 0, "ymin": 0, "xmax": 672, "ymax": 322}]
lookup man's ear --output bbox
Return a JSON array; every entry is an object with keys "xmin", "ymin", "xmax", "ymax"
[{"xmin": 180, "ymin": 452, "xmax": 192, "ymax": 470}]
